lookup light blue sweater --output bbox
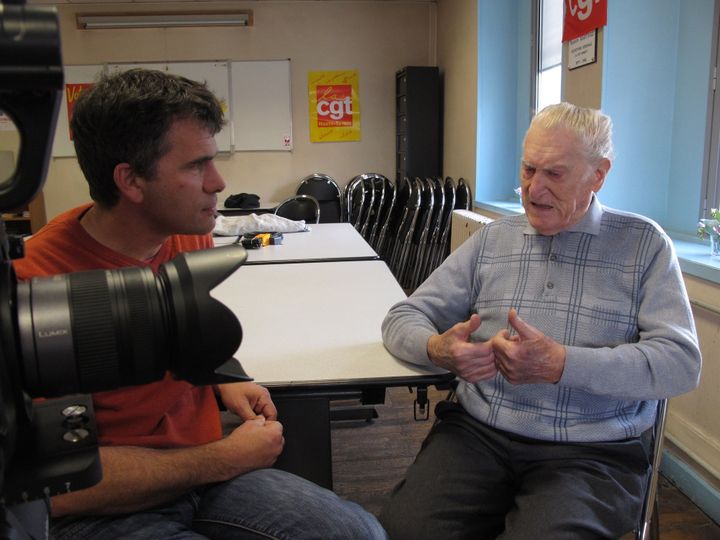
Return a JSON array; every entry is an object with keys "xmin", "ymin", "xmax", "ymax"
[{"xmin": 382, "ymin": 197, "xmax": 701, "ymax": 442}]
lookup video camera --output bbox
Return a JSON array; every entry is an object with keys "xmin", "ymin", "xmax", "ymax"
[{"xmin": 0, "ymin": 3, "xmax": 248, "ymax": 536}]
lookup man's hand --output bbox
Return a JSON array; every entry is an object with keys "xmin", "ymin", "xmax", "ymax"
[
  {"xmin": 215, "ymin": 417, "xmax": 285, "ymax": 476},
  {"xmin": 426, "ymin": 314, "xmax": 497, "ymax": 383},
  {"xmin": 217, "ymin": 382, "xmax": 277, "ymax": 420},
  {"xmin": 50, "ymin": 418, "xmax": 285, "ymax": 517},
  {"xmin": 491, "ymin": 309, "xmax": 566, "ymax": 384}
]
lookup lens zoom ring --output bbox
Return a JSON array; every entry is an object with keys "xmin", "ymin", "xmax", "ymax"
[
  {"xmin": 69, "ymin": 272, "xmax": 119, "ymax": 390},
  {"xmin": 121, "ymin": 268, "xmax": 163, "ymax": 381}
]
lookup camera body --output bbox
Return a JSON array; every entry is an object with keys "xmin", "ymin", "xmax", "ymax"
[{"xmin": 0, "ymin": 3, "xmax": 249, "ymax": 535}]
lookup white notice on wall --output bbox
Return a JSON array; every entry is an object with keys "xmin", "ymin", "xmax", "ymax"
[{"xmin": 568, "ymin": 30, "xmax": 597, "ymax": 70}]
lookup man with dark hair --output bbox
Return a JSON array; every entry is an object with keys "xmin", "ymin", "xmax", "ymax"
[
  {"xmin": 379, "ymin": 103, "xmax": 701, "ymax": 539},
  {"xmin": 14, "ymin": 69, "xmax": 385, "ymax": 539}
]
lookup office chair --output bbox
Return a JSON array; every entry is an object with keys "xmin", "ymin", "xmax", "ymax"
[
  {"xmin": 366, "ymin": 175, "xmax": 388, "ymax": 246},
  {"xmin": 358, "ymin": 175, "xmax": 377, "ymax": 240},
  {"xmin": 405, "ymin": 177, "xmax": 436, "ymax": 290},
  {"xmin": 296, "ymin": 173, "xmax": 343, "ymax": 223},
  {"xmin": 417, "ymin": 177, "xmax": 446, "ymax": 285},
  {"xmin": 385, "ymin": 176, "xmax": 413, "ymax": 265},
  {"xmin": 635, "ymin": 398, "xmax": 668, "ymax": 540},
  {"xmin": 345, "ymin": 174, "xmax": 367, "ymax": 229},
  {"xmin": 372, "ymin": 177, "xmax": 396, "ymax": 253},
  {"xmin": 274, "ymin": 194, "xmax": 320, "ymax": 224},
  {"xmin": 455, "ymin": 177, "xmax": 472, "ymax": 210},
  {"xmin": 390, "ymin": 177, "xmax": 422, "ymax": 285},
  {"xmin": 427, "ymin": 176, "xmax": 456, "ymax": 274}
]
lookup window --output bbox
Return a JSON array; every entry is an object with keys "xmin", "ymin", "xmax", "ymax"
[
  {"xmin": 601, "ymin": 1, "xmax": 715, "ymax": 235},
  {"xmin": 475, "ymin": 1, "xmax": 557, "ymax": 206},
  {"xmin": 702, "ymin": 12, "xmax": 720, "ymax": 217},
  {"xmin": 533, "ymin": 0, "xmax": 563, "ymax": 114}
]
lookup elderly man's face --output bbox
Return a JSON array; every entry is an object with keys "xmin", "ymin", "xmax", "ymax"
[{"xmin": 520, "ymin": 125, "xmax": 609, "ymax": 236}]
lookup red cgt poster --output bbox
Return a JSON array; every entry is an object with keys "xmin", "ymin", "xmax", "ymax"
[{"xmin": 562, "ymin": 0, "xmax": 607, "ymax": 43}]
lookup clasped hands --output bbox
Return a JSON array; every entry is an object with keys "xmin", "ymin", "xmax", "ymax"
[
  {"xmin": 215, "ymin": 382, "xmax": 285, "ymax": 471},
  {"xmin": 427, "ymin": 309, "xmax": 566, "ymax": 385}
]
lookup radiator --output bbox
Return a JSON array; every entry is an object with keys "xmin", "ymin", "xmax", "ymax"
[{"xmin": 450, "ymin": 210, "xmax": 494, "ymax": 252}]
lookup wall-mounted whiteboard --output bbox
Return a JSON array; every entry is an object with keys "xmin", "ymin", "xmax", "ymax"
[
  {"xmin": 109, "ymin": 61, "xmax": 232, "ymax": 152},
  {"xmin": 52, "ymin": 60, "xmax": 292, "ymax": 156},
  {"xmin": 231, "ymin": 60, "xmax": 293, "ymax": 151}
]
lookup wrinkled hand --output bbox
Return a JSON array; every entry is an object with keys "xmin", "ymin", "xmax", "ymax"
[
  {"xmin": 217, "ymin": 382, "xmax": 277, "ymax": 421},
  {"xmin": 427, "ymin": 314, "xmax": 497, "ymax": 383},
  {"xmin": 491, "ymin": 309, "xmax": 565, "ymax": 385}
]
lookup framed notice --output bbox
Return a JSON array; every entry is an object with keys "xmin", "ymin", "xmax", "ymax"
[{"xmin": 568, "ymin": 30, "xmax": 597, "ymax": 70}]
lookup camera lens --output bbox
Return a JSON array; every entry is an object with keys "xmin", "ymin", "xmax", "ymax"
[
  {"xmin": 15, "ymin": 245, "xmax": 247, "ymax": 397},
  {"xmin": 17, "ymin": 267, "xmax": 164, "ymax": 396}
]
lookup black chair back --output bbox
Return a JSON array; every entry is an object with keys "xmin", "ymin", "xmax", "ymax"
[
  {"xmin": 274, "ymin": 194, "xmax": 320, "ymax": 224},
  {"xmin": 297, "ymin": 173, "xmax": 342, "ymax": 223},
  {"xmin": 455, "ymin": 177, "xmax": 472, "ymax": 210}
]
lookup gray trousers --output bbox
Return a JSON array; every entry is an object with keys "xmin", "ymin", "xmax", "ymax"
[{"xmin": 380, "ymin": 401, "xmax": 650, "ymax": 540}]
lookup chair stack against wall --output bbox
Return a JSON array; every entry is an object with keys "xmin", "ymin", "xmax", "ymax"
[{"xmin": 343, "ymin": 173, "xmax": 471, "ymax": 290}]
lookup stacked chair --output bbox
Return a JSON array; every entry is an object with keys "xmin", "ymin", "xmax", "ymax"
[
  {"xmin": 296, "ymin": 173, "xmax": 343, "ymax": 223},
  {"xmin": 345, "ymin": 174, "xmax": 368, "ymax": 230},
  {"xmin": 345, "ymin": 173, "xmax": 392, "ymax": 242},
  {"xmin": 368, "ymin": 176, "xmax": 471, "ymax": 291},
  {"xmin": 426, "ymin": 177, "xmax": 458, "ymax": 275},
  {"xmin": 340, "ymin": 173, "xmax": 473, "ymax": 290}
]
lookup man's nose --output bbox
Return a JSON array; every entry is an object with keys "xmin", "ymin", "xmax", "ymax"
[
  {"xmin": 204, "ymin": 161, "xmax": 226, "ymax": 193},
  {"xmin": 527, "ymin": 173, "xmax": 547, "ymax": 198}
]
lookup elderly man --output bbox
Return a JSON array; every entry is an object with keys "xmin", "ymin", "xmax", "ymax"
[{"xmin": 380, "ymin": 102, "xmax": 701, "ymax": 539}]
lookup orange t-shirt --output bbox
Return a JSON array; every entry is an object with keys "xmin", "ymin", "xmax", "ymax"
[{"xmin": 13, "ymin": 204, "xmax": 222, "ymax": 448}]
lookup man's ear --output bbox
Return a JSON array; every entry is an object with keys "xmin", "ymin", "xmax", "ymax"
[
  {"xmin": 591, "ymin": 158, "xmax": 611, "ymax": 193},
  {"xmin": 113, "ymin": 163, "xmax": 144, "ymax": 204}
]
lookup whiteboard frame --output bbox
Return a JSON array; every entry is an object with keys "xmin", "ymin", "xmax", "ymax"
[{"xmin": 52, "ymin": 60, "xmax": 293, "ymax": 157}]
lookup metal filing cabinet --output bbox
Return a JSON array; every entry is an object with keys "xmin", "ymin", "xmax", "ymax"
[{"xmin": 395, "ymin": 66, "xmax": 441, "ymax": 182}]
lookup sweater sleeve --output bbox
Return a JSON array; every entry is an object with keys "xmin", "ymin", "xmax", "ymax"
[
  {"xmin": 560, "ymin": 233, "xmax": 702, "ymax": 400},
  {"xmin": 382, "ymin": 229, "xmax": 485, "ymax": 367}
]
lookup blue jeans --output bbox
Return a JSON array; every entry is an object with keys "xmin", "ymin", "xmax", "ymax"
[{"xmin": 51, "ymin": 469, "xmax": 386, "ymax": 539}]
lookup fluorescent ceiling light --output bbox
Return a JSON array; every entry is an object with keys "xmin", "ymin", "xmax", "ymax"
[{"xmin": 76, "ymin": 12, "xmax": 252, "ymax": 30}]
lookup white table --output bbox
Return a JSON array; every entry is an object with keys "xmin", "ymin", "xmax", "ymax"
[
  {"xmin": 212, "ymin": 259, "xmax": 451, "ymax": 486},
  {"xmin": 214, "ymin": 260, "xmax": 445, "ymax": 385},
  {"xmin": 214, "ymin": 222, "xmax": 378, "ymax": 265}
]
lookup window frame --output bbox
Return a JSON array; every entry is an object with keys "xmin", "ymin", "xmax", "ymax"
[
  {"xmin": 701, "ymin": 1, "xmax": 720, "ymax": 219},
  {"xmin": 531, "ymin": 0, "xmax": 563, "ymax": 116}
]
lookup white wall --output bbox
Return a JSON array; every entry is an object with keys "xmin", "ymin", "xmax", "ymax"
[
  {"xmin": 33, "ymin": 0, "xmax": 436, "ymax": 220},
  {"xmin": 437, "ymin": 0, "xmax": 477, "ymax": 183}
]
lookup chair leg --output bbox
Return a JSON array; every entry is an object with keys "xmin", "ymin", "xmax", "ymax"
[
  {"xmin": 640, "ymin": 498, "xmax": 660, "ymax": 540},
  {"xmin": 636, "ymin": 489, "xmax": 661, "ymax": 540}
]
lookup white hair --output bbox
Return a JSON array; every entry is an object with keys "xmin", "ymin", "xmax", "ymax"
[{"xmin": 529, "ymin": 102, "xmax": 615, "ymax": 163}]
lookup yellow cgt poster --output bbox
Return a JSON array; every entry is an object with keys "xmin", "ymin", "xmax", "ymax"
[{"xmin": 308, "ymin": 70, "xmax": 360, "ymax": 142}]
